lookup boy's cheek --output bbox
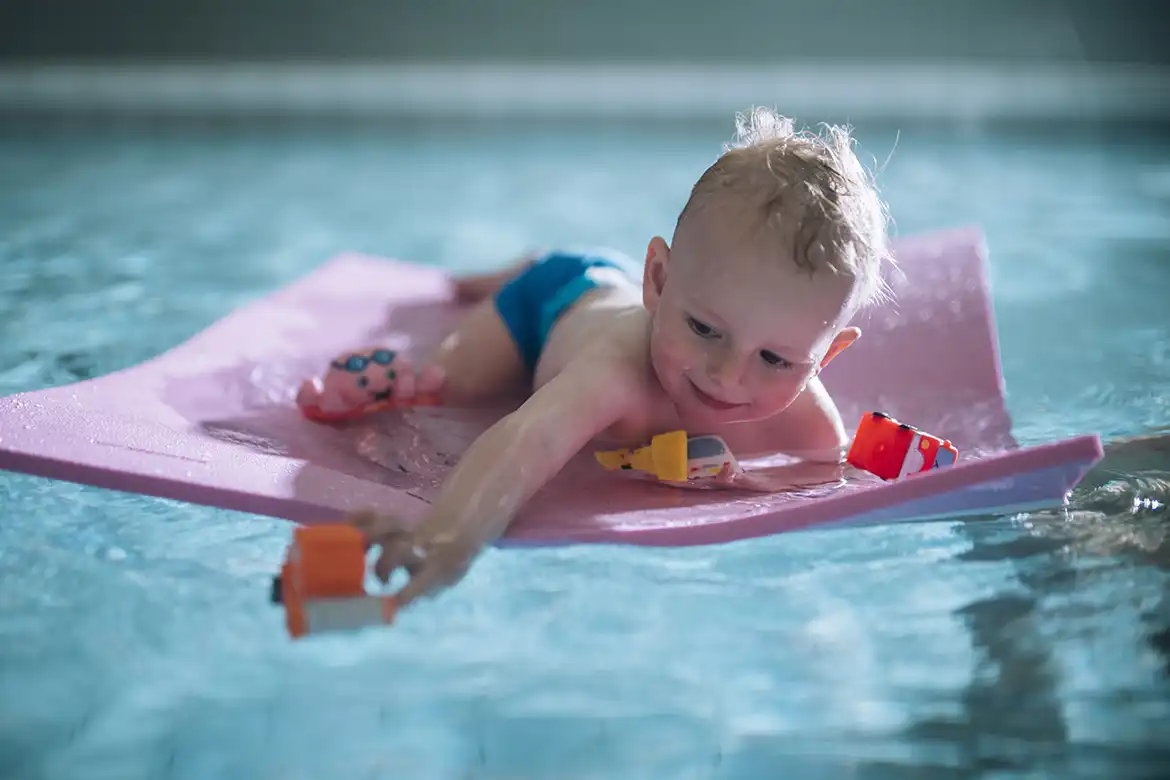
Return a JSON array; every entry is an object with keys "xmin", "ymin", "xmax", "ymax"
[{"xmin": 656, "ymin": 332, "xmax": 696, "ymax": 373}]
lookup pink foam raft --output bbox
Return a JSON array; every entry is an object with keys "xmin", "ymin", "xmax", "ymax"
[{"xmin": 0, "ymin": 226, "xmax": 1102, "ymax": 547}]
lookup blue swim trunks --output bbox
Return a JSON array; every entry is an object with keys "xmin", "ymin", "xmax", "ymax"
[{"xmin": 494, "ymin": 249, "xmax": 641, "ymax": 372}]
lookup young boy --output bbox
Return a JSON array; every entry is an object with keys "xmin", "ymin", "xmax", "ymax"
[{"xmin": 352, "ymin": 107, "xmax": 893, "ymax": 611}]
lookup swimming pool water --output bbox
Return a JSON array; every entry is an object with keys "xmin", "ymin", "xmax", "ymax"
[{"xmin": 1, "ymin": 120, "xmax": 1169, "ymax": 779}]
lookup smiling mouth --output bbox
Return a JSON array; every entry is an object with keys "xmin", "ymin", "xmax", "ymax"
[{"xmin": 687, "ymin": 378, "xmax": 747, "ymax": 411}]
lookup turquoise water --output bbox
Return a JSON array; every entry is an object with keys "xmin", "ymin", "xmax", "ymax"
[{"xmin": 1, "ymin": 120, "xmax": 1169, "ymax": 778}]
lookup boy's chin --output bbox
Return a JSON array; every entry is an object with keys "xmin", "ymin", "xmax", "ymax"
[
  {"xmin": 674, "ymin": 393, "xmax": 761, "ymax": 426},
  {"xmin": 672, "ymin": 388, "xmax": 795, "ymax": 427}
]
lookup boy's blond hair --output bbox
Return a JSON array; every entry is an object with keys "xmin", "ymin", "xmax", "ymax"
[{"xmin": 676, "ymin": 107, "xmax": 893, "ymax": 315}]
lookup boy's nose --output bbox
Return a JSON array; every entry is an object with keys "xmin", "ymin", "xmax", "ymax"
[{"xmin": 706, "ymin": 352, "xmax": 744, "ymax": 390}]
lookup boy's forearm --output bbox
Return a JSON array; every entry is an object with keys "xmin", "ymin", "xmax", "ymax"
[
  {"xmin": 418, "ymin": 363, "xmax": 631, "ymax": 550},
  {"xmin": 421, "ymin": 413, "xmax": 562, "ymax": 548}
]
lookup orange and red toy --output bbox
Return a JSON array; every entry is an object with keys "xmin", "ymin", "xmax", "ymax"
[
  {"xmin": 846, "ymin": 411, "xmax": 959, "ymax": 481},
  {"xmin": 270, "ymin": 524, "xmax": 398, "ymax": 639}
]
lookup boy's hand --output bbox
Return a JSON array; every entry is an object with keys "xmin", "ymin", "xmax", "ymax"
[
  {"xmin": 348, "ymin": 509, "xmax": 480, "ymax": 610},
  {"xmin": 658, "ymin": 464, "xmax": 743, "ymax": 491},
  {"xmin": 663, "ymin": 461, "xmax": 845, "ymax": 493},
  {"xmin": 713, "ymin": 462, "xmax": 740, "ymax": 485},
  {"xmin": 730, "ymin": 460, "xmax": 847, "ymax": 492}
]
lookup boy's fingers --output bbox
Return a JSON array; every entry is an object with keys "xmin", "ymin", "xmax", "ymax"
[
  {"xmin": 349, "ymin": 509, "xmax": 408, "ymax": 541},
  {"xmin": 392, "ymin": 565, "xmax": 446, "ymax": 608},
  {"xmin": 402, "ymin": 544, "xmax": 427, "ymax": 577},
  {"xmin": 373, "ymin": 549, "xmax": 396, "ymax": 583},
  {"xmin": 349, "ymin": 509, "xmax": 384, "ymax": 539},
  {"xmin": 372, "ymin": 538, "xmax": 408, "ymax": 582},
  {"xmin": 394, "ymin": 549, "xmax": 471, "ymax": 608},
  {"xmin": 373, "ymin": 538, "xmax": 430, "ymax": 583}
]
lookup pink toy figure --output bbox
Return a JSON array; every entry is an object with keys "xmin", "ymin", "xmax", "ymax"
[{"xmin": 296, "ymin": 347, "xmax": 445, "ymax": 422}]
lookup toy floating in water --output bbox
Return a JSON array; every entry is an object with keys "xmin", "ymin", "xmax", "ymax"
[
  {"xmin": 270, "ymin": 523, "xmax": 397, "ymax": 639},
  {"xmin": 296, "ymin": 347, "xmax": 444, "ymax": 422},
  {"xmin": 846, "ymin": 411, "xmax": 958, "ymax": 480},
  {"xmin": 595, "ymin": 430, "xmax": 742, "ymax": 482}
]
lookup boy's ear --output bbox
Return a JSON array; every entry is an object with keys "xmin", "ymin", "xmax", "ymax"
[
  {"xmin": 818, "ymin": 327, "xmax": 861, "ymax": 371},
  {"xmin": 642, "ymin": 236, "xmax": 670, "ymax": 311}
]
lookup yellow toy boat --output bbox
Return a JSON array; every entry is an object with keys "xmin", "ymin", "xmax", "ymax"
[{"xmin": 595, "ymin": 430, "xmax": 741, "ymax": 482}]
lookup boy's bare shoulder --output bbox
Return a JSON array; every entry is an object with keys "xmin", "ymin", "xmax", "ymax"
[
  {"xmin": 536, "ymin": 296, "xmax": 653, "ymax": 388},
  {"xmin": 535, "ymin": 300, "xmax": 671, "ymax": 443}
]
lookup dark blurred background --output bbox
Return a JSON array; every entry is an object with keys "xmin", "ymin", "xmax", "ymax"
[
  {"xmin": 0, "ymin": 0, "xmax": 1166, "ymax": 125},
  {"xmin": 0, "ymin": 0, "xmax": 1166, "ymax": 65}
]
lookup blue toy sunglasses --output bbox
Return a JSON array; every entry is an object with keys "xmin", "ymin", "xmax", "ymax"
[{"xmin": 331, "ymin": 349, "xmax": 397, "ymax": 373}]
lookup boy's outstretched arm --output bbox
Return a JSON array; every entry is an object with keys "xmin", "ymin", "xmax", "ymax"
[{"xmin": 360, "ymin": 355, "xmax": 637, "ymax": 609}]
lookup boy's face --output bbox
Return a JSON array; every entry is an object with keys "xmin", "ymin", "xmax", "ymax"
[{"xmin": 642, "ymin": 230, "xmax": 860, "ymax": 426}]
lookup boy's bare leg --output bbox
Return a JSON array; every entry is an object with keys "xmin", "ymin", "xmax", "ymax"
[{"xmin": 424, "ymin": 299, "xmax": 530, "ymax": 405}]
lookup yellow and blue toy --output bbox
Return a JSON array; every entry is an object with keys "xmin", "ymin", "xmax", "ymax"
[{"xmin": 594, "ymin": 430, "xmax": 742, "ymax": 482}]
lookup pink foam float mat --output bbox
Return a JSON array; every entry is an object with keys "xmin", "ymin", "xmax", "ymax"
[{"xmin": 0, "ymin": 226, "xmax": 1102, "ymax": 547}]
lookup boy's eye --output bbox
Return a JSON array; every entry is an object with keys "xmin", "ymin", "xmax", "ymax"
[
  {"xmin": 760, "ymin": 350, "xmax": 792, "ymax": 369},
  {"xmin": 686, "ymin": 316, "xmax": 719, "ymax": 339}
]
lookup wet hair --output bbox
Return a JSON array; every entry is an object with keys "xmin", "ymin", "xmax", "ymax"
[{"xmin": 675, "ymin": 106, "xmax": 894, "ymax": 314}]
